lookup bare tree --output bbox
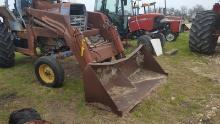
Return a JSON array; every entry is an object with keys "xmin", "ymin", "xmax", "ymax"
[
  {"xmin": 167, "ymin": 8, "xmax": 175, "ymax": 15},
  {"xmin": 174, "ymin": 9, "xmax": 181, "ymax": 16},
  {"xmin": 166, "ymin": 7, "xmax": 186, "ymax": 17},
  {"xmin": 193, "ymin": 4, "xmax": 205, "ymax": 12},
  {"xmin": 180, "ymin": 6, "xmax": 188, "ymax": 17},
  {"xmin": 188, "ymin": 4, "xmax": 205, "ymax": 19}
]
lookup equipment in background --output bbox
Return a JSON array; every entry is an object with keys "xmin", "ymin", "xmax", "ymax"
[
  {"xmin": 189, "ymin": 3, "xmax": 220, "ymax": 55},
  {"xmin": 95, "ymin": 0, "xmax": 183, "ymax": 42}
]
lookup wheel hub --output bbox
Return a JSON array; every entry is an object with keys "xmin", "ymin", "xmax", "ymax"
[
  {"xmin": 39, "ymin": 64, "xmax": 55, "ymax": 84},
  {"xmin": 166, "ymin": 33, "xmax": 175, "ymax": 42}
]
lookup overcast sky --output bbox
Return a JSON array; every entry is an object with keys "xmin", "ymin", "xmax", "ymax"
[
  {"xmin": 78, "ymin": 0, "xmax": 217, "ymax": 11},
  {"xmin": 3, "ymin": 0, "xmax": 217, "ymax": 11},
  {"xmin": 153, "ymin": 0, "xmax": 217, "ymax": 9}
]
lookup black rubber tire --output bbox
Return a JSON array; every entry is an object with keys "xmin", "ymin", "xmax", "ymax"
[
  {"xmin": 35, "ymin": 56, "xmax": 64, "ymax": 88},
  {"xmin": 189, "ymin": 10, "xmax": 220, "ymax": 55},
  {"xmin": 9, "ymin": 108, "xmax": 42, "ymax": 124},
  {"xmin": 137, "ymin": 35, "xmax": 154, "ymax": 54},
  {"xmin": 151, "ymin": 33, "xmax": 166, "ymax": 48},
  {"xmin": 0, "ymin": 21, "xmax": 15, "ymax": 68},
  {"xmin": 165, "ymin": 32, "xmax": 178, "ymax": 42}
]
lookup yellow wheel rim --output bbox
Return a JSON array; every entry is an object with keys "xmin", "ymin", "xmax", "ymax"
[{"xmin": 39, "ymin": 64, "xmax": 55, "ymax": 84}]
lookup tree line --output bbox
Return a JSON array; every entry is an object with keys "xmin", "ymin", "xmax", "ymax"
[
  {"xmin": 167, "ymin": 5, "xmax": 205, "ymax": 20},
  {"xmin": 146, "ymin": 4, "xmax": 206, "ymax": 21}
]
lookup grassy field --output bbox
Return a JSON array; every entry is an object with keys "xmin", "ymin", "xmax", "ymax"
[{"xmin": 1, "ymin": 32, "xmax": 220, "ymax": 124}]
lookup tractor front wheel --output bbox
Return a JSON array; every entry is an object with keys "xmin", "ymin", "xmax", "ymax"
[
  {"xmin": 165, "ymin": 32, "xmax": 178, "ymax": 42},
  {"xmin": 35, "ymin": 56, "xmax": 64, "ymax": 88},
  {"xmin": 0, "ymin": 21, "xmax": 15, "ymax": 68}
]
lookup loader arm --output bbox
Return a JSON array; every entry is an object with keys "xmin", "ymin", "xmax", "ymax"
[
  {"xmin": 26, "ymin": 8, "xmax": 93, "ymax": 68},
  {"xmin": 25, "ymin": 4, "xmax": 167, "ymax": 116}
]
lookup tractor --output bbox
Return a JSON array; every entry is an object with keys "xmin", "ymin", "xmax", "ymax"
[
  {"xmin": 189, "ymin": 3, "xmax": 220, "ymax": 55},
  {"xmin": 95, "ymin": 0, "xmax": 182, "ymax": 43},
  {"xmin": 0, "ymin": 0, "xmax": 167, "ymax": 116},
  {"xmin": 131, "ymin": 1, "xmax": 183, "ymax": 42},
  {"xmin": 95, "ymin": 0, "xmax": 166, "ymax": 53}
]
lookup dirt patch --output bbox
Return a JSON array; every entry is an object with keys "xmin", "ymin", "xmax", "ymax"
[
  {"xmin": 43, "ymin": 101, "xmax": 77, "ymax": 124},
  {"xmin": 182, "ymin": 51, "xmax": 220, "ymax": 123},
  {"xmin": 188, "ymin": 54, "xmax": 220, "ymax": 84},
  {"xmin": 0, "ymin": 92, "xmax": 17, "ymax": 106},
  {"xmin": 60, "ymin": 57, "xmax": 82, "ymax": 80},
  {"xmin": 182, "ymin": 95, "xmax": 220, "ymax": 124}
]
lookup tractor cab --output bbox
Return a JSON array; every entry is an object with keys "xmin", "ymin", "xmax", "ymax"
[{"xmin": 95, "ymin": 0, "xmax": 132, "ymax": 37}]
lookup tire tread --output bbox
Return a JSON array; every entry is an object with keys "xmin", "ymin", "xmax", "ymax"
[
  {"xmin": 189, "ymin": 10, "xmax": 219, "ymax": 55},
  {"xmin": 0, "ymin": 21, "xmax": 15, "ymax": 68}
]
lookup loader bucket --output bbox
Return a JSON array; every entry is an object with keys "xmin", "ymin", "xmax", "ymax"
[{"xmin": 83, "ymin": 45, "xmax": 167, "ymax": 116}]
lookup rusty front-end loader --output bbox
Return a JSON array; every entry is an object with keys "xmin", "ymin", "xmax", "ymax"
[
  {"xmin": 84, "ymin": 45, "xmax": 167, "ymax": 115},
  {"xmin": 0, "ymin": 0, "xmax": 167, "ymax": 116}
]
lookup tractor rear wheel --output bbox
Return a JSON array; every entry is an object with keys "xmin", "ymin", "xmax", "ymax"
[
  {"xmin": 137, "ymin": 35, "xmax": 154, "ymax": 54},
  {"xmin": 189, "ymin": 10, "xmax": 219, "ymax": 55},
  {"xmin": 35, "ymin": 56, "xmax": 64, "ymax": 88},
  {"xmin": 0, "ymin": 21, "xmax": 15, "ymax": 68}
]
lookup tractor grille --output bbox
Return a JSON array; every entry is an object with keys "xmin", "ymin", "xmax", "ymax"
[{"xmin": 70, "ymin": 15, "xmax": 87, "ymax": 32}]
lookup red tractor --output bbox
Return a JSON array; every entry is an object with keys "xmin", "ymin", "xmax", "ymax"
[
  {"xmin": 189, "ymin": 3, "xmax": 220, "ymax": 55},
  {"xmin": 95, "ymin": 0, "xmax": 183, "ymax": 42},
  {"xmin": 132, "ymin": 1, "xmax": 183, "ymax": 42},
  {"xmin": 129, "ymin": 13, "xmax": 183, "ymax": 42}
]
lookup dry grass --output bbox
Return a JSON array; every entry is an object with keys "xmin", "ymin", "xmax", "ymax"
[{"xmin": 1, "ymin": 33, "xmax": 220, "ymax": 123}]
